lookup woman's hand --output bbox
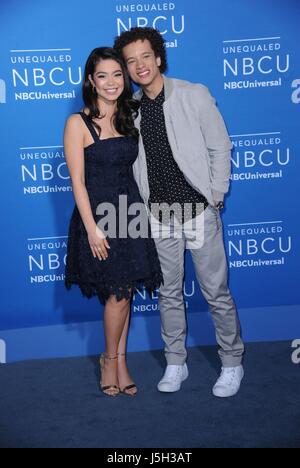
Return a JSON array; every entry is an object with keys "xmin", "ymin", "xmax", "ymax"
[{"xmin": 88, "ymin": 226, "xmax": 110, "ymax": 261}]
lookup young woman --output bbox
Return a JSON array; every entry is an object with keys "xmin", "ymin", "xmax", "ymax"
[{"xmin": 64, "ymin": 47, "xmax": 163, "ymax": 397}]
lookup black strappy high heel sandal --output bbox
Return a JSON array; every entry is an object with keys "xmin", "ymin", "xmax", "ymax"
[
  {"xmin": 117, "ymin": 353, "xmax": 137, "ymax": 397},
  {"xmin": 99, "ymin": 353, "xmax": 120, "ymax": 397}
]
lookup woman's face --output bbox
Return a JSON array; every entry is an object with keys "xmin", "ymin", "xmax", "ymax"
[{"xmin": 89, "ymin": 59, "xmax": 125, "ymax": 102}]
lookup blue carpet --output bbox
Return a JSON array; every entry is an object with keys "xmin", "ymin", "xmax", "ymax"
[{"xmin": 0, "ymin": 341, "xmax": 299, "ymax": 448}]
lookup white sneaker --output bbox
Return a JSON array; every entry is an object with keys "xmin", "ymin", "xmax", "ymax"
[
  {"xmin": 157, "ymin": 364, "xmax": 189, "ymax": 393},
  {"xmin": 212, "ymin": 365, "xmax": 244, "ymax": 398}
]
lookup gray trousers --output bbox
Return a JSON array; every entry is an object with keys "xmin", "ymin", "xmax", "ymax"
[{"xmin": 150, "ymin": 206, "xmax": 244, "ymax": 367}]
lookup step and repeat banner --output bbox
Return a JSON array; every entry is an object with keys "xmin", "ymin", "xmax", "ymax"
[{"xmin": 0, "ymin": 0, "xmax": 299, "ymax": 363}]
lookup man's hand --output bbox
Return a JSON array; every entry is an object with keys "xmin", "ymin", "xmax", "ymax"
[{"xmin": 215, "ymin": 201, "xmax": 224, "ymax": 211}]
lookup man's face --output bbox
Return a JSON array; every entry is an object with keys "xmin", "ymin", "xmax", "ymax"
[{"xmin": 122, "ymin": 39, "xmax": 162, "ymax": 86}]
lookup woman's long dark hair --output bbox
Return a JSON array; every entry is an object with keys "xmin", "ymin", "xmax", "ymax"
[{"xmin": 82, "ymin": 47, "xmax": 139, "ymax": 140}]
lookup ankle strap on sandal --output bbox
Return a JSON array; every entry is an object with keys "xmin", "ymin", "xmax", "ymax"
[{"xmin": 102, "ymin": 353, "xmax": 118, "ymax": 360}]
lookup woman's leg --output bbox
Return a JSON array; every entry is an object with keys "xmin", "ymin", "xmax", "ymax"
[
  {"xmin": 101, "ymin": 294, "xmax": 131, "ymax": 396},
  {"xmin": 117, "ymin": 310, "xmax": 137, "ymax": 395}
]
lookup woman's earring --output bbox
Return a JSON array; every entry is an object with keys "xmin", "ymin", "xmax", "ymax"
[{"xmin": 92, "ymin": 85, "xmax": 97, "ymax": 95}]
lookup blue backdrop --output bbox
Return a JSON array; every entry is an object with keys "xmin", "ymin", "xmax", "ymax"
[{"xmin": 0, "ymin": 0, "xmax": 300, "ymax": 363}]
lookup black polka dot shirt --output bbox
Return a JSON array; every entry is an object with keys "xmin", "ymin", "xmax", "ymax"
[{"xmin": 140, "ymin": 86, "xmax": 208, "ymax": 224}]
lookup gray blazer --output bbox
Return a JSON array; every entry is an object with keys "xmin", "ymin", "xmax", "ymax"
[{"xmin": 133, "ymin": 76, "xmax": 233, "ymax": 207}]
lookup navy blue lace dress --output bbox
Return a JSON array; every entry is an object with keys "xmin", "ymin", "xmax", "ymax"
[{"xmin": 65, "ymin": 113, "xmax": 163, "ymax": 304}]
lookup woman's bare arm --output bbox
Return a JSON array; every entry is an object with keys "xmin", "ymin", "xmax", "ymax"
[{"xmin": 64, "ymin": 114, "xmax": 110, "ymax": 260}]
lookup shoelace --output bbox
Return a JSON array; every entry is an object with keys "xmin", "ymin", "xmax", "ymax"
[
  {"xmin": 165, "ymin": 366, "xmax": 182, "ymax": 382},
  {"xmin": 219, "ymin": 368, "xmax": 236, "ymax": 386}
]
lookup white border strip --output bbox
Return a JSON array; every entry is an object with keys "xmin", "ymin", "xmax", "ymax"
[
  {"xmin": 228, "ymin": 221, "xmax": 283, "ymax": 227},
  {"xmin": 10, "ymin": 49, "xmax": 71, "ymax": 52},
  {"xmin": 230, "ymin": 132, "xmax": 281, "ymax": 138},
  {"xmin": 223, "ymin": 37, "xmax": 281, "ymax": 43},
  {"xmin": 20, "ymin": 146, "xmax": 64, "ymax": 150},
  {"xmin": 27, "ymin": 236, "xmax": 68, "ymax": 241}
]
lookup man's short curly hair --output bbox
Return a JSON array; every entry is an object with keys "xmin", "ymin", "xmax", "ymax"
[{"xmin": 114, "ymin": 27, "xmax": 167, "ymax": 74}]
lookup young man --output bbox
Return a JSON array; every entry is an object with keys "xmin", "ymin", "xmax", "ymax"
[{"xmin": 114, "ymin": 28, "xmax": 245, "ymax": 397}]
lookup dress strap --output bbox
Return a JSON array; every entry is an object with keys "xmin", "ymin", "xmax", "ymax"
[{"xmin": 78, "ymin": 112, "xmax": 99, "ymax": 143}]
